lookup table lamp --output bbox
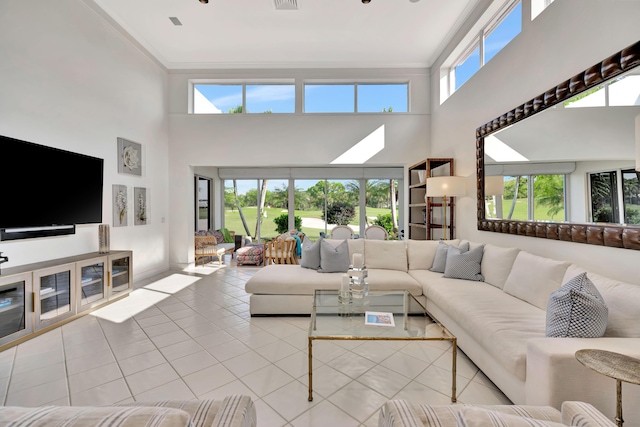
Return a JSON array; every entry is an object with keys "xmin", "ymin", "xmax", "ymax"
[
  {"xmin": 426, "ymin": 176, "xmax": 466, "ymax": 240},
  {"xmin": 485, "ymin": 176, "xmax": 505, "ymax": 219}
]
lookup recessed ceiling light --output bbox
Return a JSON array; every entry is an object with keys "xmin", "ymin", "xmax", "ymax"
[
  {"xmin": 169, "ymin": 17, "xmax": 182, "ymax": 26},
  {"xmin": 409, "ymin": 0, "xmax": 420, "ymax": 2},
  {"xmin": 274, "ymin": 0, "xmax": 298, "ymax": 10},
  {"xmin": 199, "ymin": 0, "xmax": 208, "ymax": 4},
  {"xmin": 362, "ymin": 0, "xmax": 371, "ymax": 3}
]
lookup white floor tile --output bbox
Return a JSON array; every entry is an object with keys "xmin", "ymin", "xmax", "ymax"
[
  {"xmin": 0, "ymin": 264, "xmax": 511, "ymax": 425},
  {"xmin": 290, "ymin": 400, "xmax": 360, "ymax": 427},
  {"xmin": 327, "ymin": 381, "xmax": 388, "ymax": 423},
  {"xmin": 69, "ymin": 378, "xmax": 131, "ymax": 406},
  {"xmin": 124, "ymin": 362, "xmax": 180, "ymax": 396},
  {"xmin": 68, "ymin": 362, "xmax": 123, "ymax": 395},
  {"xmin": 170, "ymin": 350, "xmax": 219, "ymax": 377},
  {"xmin": 182, "ymin": 363, "xmax": 236, "ymax": 396},
  {"xmin": 240, "ymin": 364, "xmax": 295, "ymax": 397},
  {"xmin": 262, "ymin": 380, "xmax": 319, "ymax": 421},
  {"xmin": 118, "ymin": 349, "xmax": 167, "ymax": 376}
]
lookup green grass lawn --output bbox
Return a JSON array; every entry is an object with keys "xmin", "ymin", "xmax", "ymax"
[
  {"xmin": 223, "ymin": 206, "xmax": 395, "ymax": 241},
  {"xmin": 486, "ymin": 199, "xmax": 565, "ymax": 221}
]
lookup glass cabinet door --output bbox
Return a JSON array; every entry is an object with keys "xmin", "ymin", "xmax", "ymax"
[
  {"xmin": 0, "ymin": 273, "xmax": 33, "ymax": 346},
  {"xmin": 77, "ymin": 257, "xmax": 108, "ymax": 312},
  {"xmin": 34, "ymin": 263, "xmax": 76, "ymax": 330},
  {"xmin": 109, "ymin": 253, "xmax": 132, "ymax": 299}
]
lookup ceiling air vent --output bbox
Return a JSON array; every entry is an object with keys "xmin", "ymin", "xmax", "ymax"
[{"xmin": 274, "ymin": 0, "xmax": 298, "ymax": 10}]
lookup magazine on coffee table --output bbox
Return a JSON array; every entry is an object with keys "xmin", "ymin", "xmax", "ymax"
[{"xmin": 365, "ymin": 311, "xmax": 395, "ymax": 327}]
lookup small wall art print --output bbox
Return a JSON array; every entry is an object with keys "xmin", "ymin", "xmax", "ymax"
[
  {"xmin": 113, "ymin": 184, "xmax": 128, "ymax": 227},
  {"xmin": 134, "ymin": 187, "xmax": 147, "ymax": 226},
  {"xmin": 117, "ymin": 137, "xmax": 142, "ymax": 176}
]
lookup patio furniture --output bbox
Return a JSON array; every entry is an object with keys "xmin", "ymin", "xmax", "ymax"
[
  {"xmin": 264, "ymin": 239, "xmax": 297, "ymax": 265},
  {"xmin": 364, "ymin": 225, "xmax": 388, "ymax": 240},
  {"xmin": 330, "ymin": 225, "xmax": 354, "ymax": 240},
  {"xmin": 236, "ymin": 244, "xmax": 264, "ymax": 266}
]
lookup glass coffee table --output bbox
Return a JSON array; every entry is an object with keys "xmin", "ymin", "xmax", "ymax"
[{"xmin": 308, "ymin": 289, "xmax": 457, "ymax": 402}]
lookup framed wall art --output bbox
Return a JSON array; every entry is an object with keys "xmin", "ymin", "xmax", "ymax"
[
  {"xmin": 134, "ymin": 187, "xmax": 147, "ymax": 226},
  {"xmin": 113, "ymin": 184, "xmax": 128, "ymax": 227},
  {"xmin": 117, "ymin": 137, "xmax": 142, "ymax": 176}
]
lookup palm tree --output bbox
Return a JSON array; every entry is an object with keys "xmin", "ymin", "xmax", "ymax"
[{"xmin": 233, "ymin": 180, "xmax": 251, "ymax": 236}]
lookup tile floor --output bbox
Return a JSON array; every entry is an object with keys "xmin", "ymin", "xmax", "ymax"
[{"xmin": 0, "ymin": 256, "xmax": 511, "ymax": 426}]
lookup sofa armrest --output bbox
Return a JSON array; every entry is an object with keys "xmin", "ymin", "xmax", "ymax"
[
  {"xmin": 561, "ymin": 401, "xmax": 616, "ymax": 426},
  {"xmin": 526, "ymin": 338, "xmax": 640, "ymax": 420},
  {"xmin": 378, "ymin": 400, "xmax": 423, "ymax": 427},
  {"xmin": 212, "ymin": 395, "xmax": 256, "ymax": 427}
]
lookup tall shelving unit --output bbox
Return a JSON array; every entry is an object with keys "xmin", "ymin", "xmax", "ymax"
[
  {"xmin": 426, "ymin": 158, "xmax": 455, "ymax": 240},
  {"xmin": 408, "ymin": 160, "xmax": 428, "ymax": 240}
]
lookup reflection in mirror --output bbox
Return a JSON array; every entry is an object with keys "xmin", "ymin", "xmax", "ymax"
[{"xmin": 484, "ymin": 67, "xmax": 640, "ymax": 225}]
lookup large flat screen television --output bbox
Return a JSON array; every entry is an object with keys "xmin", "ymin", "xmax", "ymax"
[{"xmin": 0, "ymin": 134, "xmax": 104, "ymax": 240}]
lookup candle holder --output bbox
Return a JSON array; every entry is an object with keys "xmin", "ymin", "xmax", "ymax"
[{"xmin": 348, "ymin": 264, "xmax": 369, "ymax": 311}]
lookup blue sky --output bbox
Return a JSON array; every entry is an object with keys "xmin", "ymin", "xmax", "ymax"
[
  {"xmin": 455, "ymin": 2, "xmax": 522, "ymax": 89},
  {"xmin": 195, "ymin": 83, "xmax": 408, "ymax": 114}
]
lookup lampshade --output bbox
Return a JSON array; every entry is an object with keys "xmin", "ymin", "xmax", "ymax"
[
  {"xmin": 485, "ymin": 176, "xmax": 504, "ymax": 196},
  {"xmin": 636, "ymin": 114, "xmax": 640, "ymax": 172},
  {"xmin": 426, "ymin": 176, "xmax": 466, "ymax": 198}
]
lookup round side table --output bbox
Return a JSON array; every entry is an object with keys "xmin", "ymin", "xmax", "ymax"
[{"xmin": 575, "ymin": 349, "xmax": 640, "ymax": 427}]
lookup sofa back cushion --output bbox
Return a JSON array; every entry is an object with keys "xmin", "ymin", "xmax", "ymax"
[
  {"xmin": 563, "ymin": 265, "xmax": 640, "ymax": 337},
  {"xmin": 364, "ymin": 240, "xmax": 408, "ymax": 272},
  {"xmin": 481, "ymin": 244, "xmax": 520, "ymax": 289},
  {"xmin": 503, "ymin": 251, "xmax": 569, "ymax": 310},
  {"xmin": 407, "ymin": 239, "xmax": 459, "ymax": 270}
]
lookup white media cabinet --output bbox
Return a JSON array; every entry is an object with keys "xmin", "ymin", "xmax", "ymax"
[{"xmin": 0, "ymin": 250, "xmax": 132, "ymax": 350}]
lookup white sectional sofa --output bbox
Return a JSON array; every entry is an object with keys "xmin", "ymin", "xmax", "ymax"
[{"xmin": 244, "ymin": 238, "xmax": 640, "ymax": 424}]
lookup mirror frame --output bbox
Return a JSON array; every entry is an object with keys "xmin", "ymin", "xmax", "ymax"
[{"xmin": 476, "ymin": 40, "xmax": 640, "ymax": 250}]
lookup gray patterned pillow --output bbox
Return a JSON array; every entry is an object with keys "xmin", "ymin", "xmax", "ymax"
[
  {"xmin": 430, "ymin": 241, "xmax": 469, "ymax": 273},
  {"xmin": 546, "ymin": 273, "xmax": 608, "ymax": 338},
  {"xmin": 444, "ymin": 245, "xmax": 484, "ymax": 281}
]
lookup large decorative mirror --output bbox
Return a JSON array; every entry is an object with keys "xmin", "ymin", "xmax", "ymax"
[{"xmin": 477, "ymin": 40, "xmax": 640, "ymax": 250}]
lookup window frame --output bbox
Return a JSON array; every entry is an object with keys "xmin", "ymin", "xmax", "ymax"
[
  {"xmin": 444, "ymin": 0, "xmax": 522, "ymax": 98},
  {"xmin": 302, "ymin": 82, "xmax": 409, "ymax": 114},
  {"xmin": 191, "ymin": 79, "xmax": 295, "ymax": 114}
]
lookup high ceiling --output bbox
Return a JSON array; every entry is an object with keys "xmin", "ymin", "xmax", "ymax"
[{"xmin": 88, "ymin": 0, "xmax": 479, "ymax": 70}]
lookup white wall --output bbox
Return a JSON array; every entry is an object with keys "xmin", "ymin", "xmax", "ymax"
[
  {"xmin": 430, "ymin": 0, "xmax": 640, "ymax": 283},
  {"xmin": 0, "ymin": 0, "xmax": 170, "ymax": 280},
  {"xmin": 167, "ymin": 69, "xmax": 431, "ymax": 264}
]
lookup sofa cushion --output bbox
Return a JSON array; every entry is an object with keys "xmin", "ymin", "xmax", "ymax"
[
  {"xmin": 412, "ymin": 403, "xmax": 561, "ymax": 426},
  {"xmin": 415, "ymin": 271, "xmax": 546, "ymax": 381},
  {"xmin": 546, "ymin": 273, "xmax": 608, "ymax": 338},
  {"xmin": 430, "ymin": 241, "xmax": 469, "ymax": 273},
  {"xmin": 481, "ymin": 244, "xmax": 520, "ymax": 289},
  {"xmin": 324, "ymin": 239, "xmax": 365, "ymax": 262},
  {"xmin": 503, "ymin": 252, "xmax": 569, "ymax": 310},
  {"xmin": 444, "ymin": 245, "xmax": 484, "ymax": 281},
  {"xmin": 245, "ymin": 265, "xmax": 423, "ymax": 297},
  {"xmin": 300, "ymin": 238, "xmax": 321, "ymax": 270},
  {"xmin": 563, "ymin": 265, "xmax": 640, "ymax": 338},
  {"xmin": 407, "ymin": 239, "xmax": 460, "ymax": 270},
  {"xmin": 0, "ymin": 406, "xmax": 192, "ymax": 427},
  {"xmin": 319, "ymin": 239, "xmax": 350, "ymax": 273},
  {"xmin": 364, "ymin": 240, "xmax": 407, "ymax": 272},
  {"xmin": 458, "ymin": 407, "xmax": 566, "ymax": 427}
]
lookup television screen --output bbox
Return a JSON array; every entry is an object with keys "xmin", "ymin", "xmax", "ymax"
[{"xmin": 0, "ymin": 135, "xmax": 104, "ymax": 231}]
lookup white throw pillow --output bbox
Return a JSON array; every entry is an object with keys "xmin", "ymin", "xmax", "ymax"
[
  {"xmin": 546, "ymin": 273, "xmax": 608, "ymax": 338},
  {"xmin": 481, "ymin": 244, "xmax": 520, "ymax": 289},
  {"xmin": 503, "ymin": 251, "xmax": 569, "ymax": 310},
  {"xmin": 364, "ymin": 240, "xmax": 408, "ymax": 271},
  {"xmin": 407, "ymin": 240, "xmax": 441, "ymax": 270}
]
